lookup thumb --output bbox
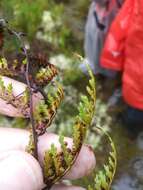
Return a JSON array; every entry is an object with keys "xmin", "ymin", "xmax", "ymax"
[
  {"xmin": 0, "ymin": 150, "xmax": 44, "ymax": 190},
  {"xmin": 51, "ymin": 184, "xmax": 86, "ymax": 190},
  {"xmin": 0, "ymin": 76, "xmax": 43, "ymax": 117}
]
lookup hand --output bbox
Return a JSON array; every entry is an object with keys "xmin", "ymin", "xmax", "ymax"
[{"xmin": 0, "ymin": 77, "xmax": 96, "ymax": 190}]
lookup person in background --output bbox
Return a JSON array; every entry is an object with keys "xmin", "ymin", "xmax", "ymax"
[
  {"xmin": 82, "ymin": 0, "xmax": 123, "ymax": 78},
  {"xmin": 81, "ymin": 0, "xmax": 124, "ymax": 109},
  {"xmin": 101, "ymin": 0, "xmax": 143, "ymax": 136}
]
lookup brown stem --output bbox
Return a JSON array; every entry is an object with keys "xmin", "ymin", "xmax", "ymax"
[
  {"xmin": 24, "ymin": 47, "xmax": 38, "ymax": 159},
  {"xmin": 6, "ymin": 27, "xmax": 38, "ymax": 159}
]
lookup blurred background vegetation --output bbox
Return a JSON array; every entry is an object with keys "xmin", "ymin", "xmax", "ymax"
[{"xmin": 1, "ymin": 1, "xmax": 143, "ymax": 189}]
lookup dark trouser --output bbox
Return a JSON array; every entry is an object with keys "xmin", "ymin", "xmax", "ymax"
[
  {"xmin": 122, "ymin": 106, "xmax": 143, "ymax": 129},
  {"xmin": 120, "ymin": 106, "xmax": 143, "ymax": 138}
]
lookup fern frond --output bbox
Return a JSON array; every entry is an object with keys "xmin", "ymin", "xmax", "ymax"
[
  {"xmin": 43, "ymin": 65, "xmax": 96, "ymax": 186},
  {"xmin": 7, "ymin": 83, "xmax": 13, "ymax": 96},
  {"xmin": 88, "ymin": 126, "xmax": 117, "ymax": 190},
  {"xmin": 0, "ymin": 76, "xmax": 30, "ymax": 116},
  {"xmin": 26, "ymin": 133, "xmax": 36, "ymax": 156},
  {"xmin": 36, "ymin": 64, "xmax": 58, "ymax": 86},
  {"xmin": 59, "ymin": 134, "xmax": 73, "ymax": 166},
  {"xmin": 34, "ymin": 82, "xmax": 64, "ymax": 135},
  {"xmin": 72, "ymin": 64, "xmax": 96, "ymax": 151},
  {"xmin": 44, "ymin": 144, "xmax": 66, "ymax": 185},
  {"xmin": 0, "ymin": 75, "xmax": 5, "ymax": 91},
  {"xmin": 0, "ymin": 58, "xmax": 8, "ymax": 69}
]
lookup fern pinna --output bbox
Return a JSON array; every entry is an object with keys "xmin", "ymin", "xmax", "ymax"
[
  {"xmin": 88, "ymin": 126, "xmax": 117, "ymax": 190},
  {"xmin": 0, "ymin": 19, "xmax": 117, "ymax": 190}
]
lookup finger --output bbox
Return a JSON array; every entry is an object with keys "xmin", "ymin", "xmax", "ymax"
[
  {"xmin": 0, "ymin": 128, "xmax": 96, "ymax": 180},
  {"xmin": 0, "ymin": 98, "xmax": 22, "ymax": 117},
  {"xmin": 64, "ymin": 145, "xmax": 95, "ymax": 179},
  {"xmin": 0, "ymin": 76, "xmax": 42, "ymax": 117},
  {"xmin": 51, "ymin": 184, "xmax": 85, "ymax": 190},
  {"xmin": 1, "ymin": 76, "xmax": 27, "ymax": 96},
  {"xmin": 0, "ymin": 150, "xmax": 44, "ymax": 190},
  {"xmin": 38, "ymin": 133, "xmax": 96, "ymax": 180}
]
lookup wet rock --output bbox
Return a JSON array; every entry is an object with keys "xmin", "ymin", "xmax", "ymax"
[
  {"xmin": 131, "ymin": 157, "xmax": 143, "ymax": 183},
  {"xmin": 112, "ymin": 156, "xmax": 143, "ymax": 190},
  {"xmin": 112, "ymin": 174, "xmax": 143, "ymax": 190}
]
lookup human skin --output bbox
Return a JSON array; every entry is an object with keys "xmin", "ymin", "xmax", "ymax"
[{"xmin": 0, "ymin": 77, "xmax": 96, "ymax": 190}]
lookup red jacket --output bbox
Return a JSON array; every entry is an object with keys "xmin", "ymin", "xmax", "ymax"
[{"xmin": 101, "ymin": 0, "xmax": 143, "ymax": 110}]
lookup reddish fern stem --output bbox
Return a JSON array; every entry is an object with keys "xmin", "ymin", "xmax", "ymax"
[
  {"xmin": 23, "ymin": 47, "xmax": 38, "ymax": 159},
  {"xmin": 7, "ymin": 28, "xmax": 38, "ymax": 159}
]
